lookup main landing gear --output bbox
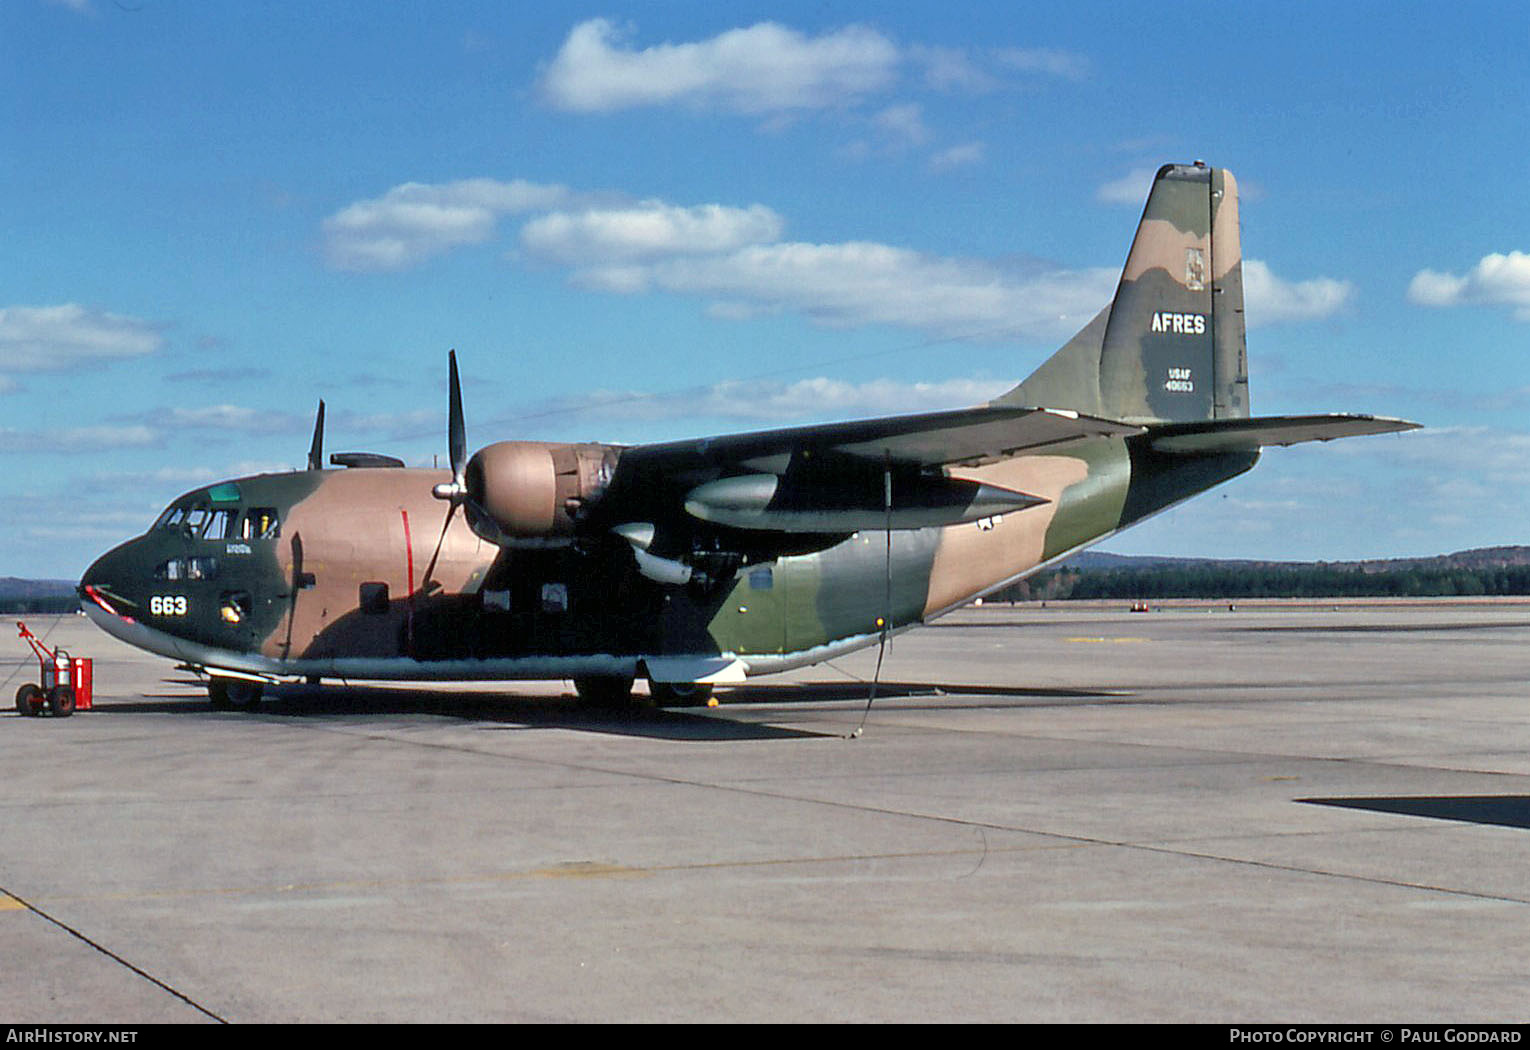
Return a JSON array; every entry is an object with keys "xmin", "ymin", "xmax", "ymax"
[
  {"xmin": 208, "ymin": 678, "xmax": 264, "ymax": 711},
  {"xmin": 647, "ymin": 680, "xmax": 715, "ymax": 707},
  {"xmin": 571, "ymin": 675, "xmax": 716, "ymax": 708}
]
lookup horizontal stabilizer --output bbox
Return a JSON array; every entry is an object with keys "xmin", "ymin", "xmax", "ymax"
[{"xmin": 1148, "ymin": 414, "xmax": 1420, "ymax": 454}]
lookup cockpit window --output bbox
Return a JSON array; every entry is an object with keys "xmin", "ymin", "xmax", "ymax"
[
  {"xmin": 182, "ymin": 506, "xmax": 211, "ymax": 536},
  {"xmin": 155, "ymin": 505, "xmax": 188, "ymax": 530},
  {"xmin": 242, "ymin": 508, "xmax": 280, "ymax": 540},
  {"xmin": 203, "ymin": 508, "xmax": 234, "ymax": 540}
]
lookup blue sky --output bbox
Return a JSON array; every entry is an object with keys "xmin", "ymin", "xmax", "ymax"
[{"xmin": 4, "ymin": 2, "xmax": 1529, "ymax": 579}]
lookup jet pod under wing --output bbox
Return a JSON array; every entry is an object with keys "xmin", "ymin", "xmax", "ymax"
[{"xmin": 591, "ymin": 405, "xmax": 1144, "ymax": 543}]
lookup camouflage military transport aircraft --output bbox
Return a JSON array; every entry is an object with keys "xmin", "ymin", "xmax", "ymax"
[{"xmin": 77, "ymin": 164, "xmax": 1417, "ymax": 709}]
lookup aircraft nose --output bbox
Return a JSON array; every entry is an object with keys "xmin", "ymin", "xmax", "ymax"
[{"xmin": 78, "ymin": 545, "xmax": 134, "ymax": 618}]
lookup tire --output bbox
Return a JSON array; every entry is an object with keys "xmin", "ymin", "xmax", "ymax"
[
  {"xmin": 47, "ymin": 685, "xmax": 75, "ymax": 718},
  {"xmin": 15, "ymin": 683, "xmax": 41, "ymax": 717},
  {"xmin": 572, "ymin": 675, "xmax": 636, "ymax": 708},
  {"xmin": 209, "ymin": 678, "xmax": 264, "ymax": 711},
  {"xmin": 648, "ymin": 681, "xmax": 715, "ymax": 707}
]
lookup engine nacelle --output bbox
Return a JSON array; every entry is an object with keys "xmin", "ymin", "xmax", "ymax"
[{"xmin": 465, "ymin": 441, "xmax": 619, "ymax": 540}]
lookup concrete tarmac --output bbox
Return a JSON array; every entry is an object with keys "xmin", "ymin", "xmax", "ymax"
[{"xmin": 3, "ymin": 600, "xmax": 1529, "ymax": 1023}]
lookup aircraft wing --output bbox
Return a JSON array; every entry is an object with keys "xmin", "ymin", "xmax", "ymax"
[
  {"xmin": 592, "ymin": 405, "xmax": 1144, "ymax": 539},
  {"xmin": 1147, "ymin": 414, "xmax": 1420, "ymax": 455},
  {"xmin": 615, "ymin": 405, "xmax": 1145, "ymax": 477}
]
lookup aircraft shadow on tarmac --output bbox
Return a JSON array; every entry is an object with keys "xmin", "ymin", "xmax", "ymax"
[
  {"xmin": 1300, "ymin": 795, "xmax": 1530, "ymax": 831},
  {"xmin": 100, "ymin": 678, "xmax": 1126, "ymax": 741}
]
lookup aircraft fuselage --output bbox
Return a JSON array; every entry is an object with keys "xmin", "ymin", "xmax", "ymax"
[{"xmin": 79, "ymin": 437, "xmax": 1258, "ymax": 688}]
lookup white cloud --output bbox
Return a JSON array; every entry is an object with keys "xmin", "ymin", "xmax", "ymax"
[
  {"xmin": 871, "ymin": 103, "xmax": 930, "ymax": 147},
  {"xmin": 520, "ymin": 201, "xmax": 783, "ymax": 265},
  {"xmin": 321, "ymin": 178, "xmax": 571, "ymax": 271},
  {"xmin": 538, "ymin": 19, "xmax": 900, "ymax": 114},
  {"xmin": 1408, "ymin": 251, "xmax": 1530, "ymax": 320},
  {"xmin": 1096, "ymin": 168, "xmax": 1158, "ymax": 206},
  {"xmin": 1242, "ymin": 259, "xmax": 1353, "ymax": 325},
  {"xmin": 324, "ymin": 177, "xmax": 1354, "ymax": 339},
  {"xmin": 696, "ymin": 376, "xmax": 1004, "ymax": 419},
  {"xmin": 165, "ymin": 405, "xmax": 284, "ymax": 431},
  {"xmin": 928, "ymin": 142, "xmax": 986, "ymax": 172},
  {"xmin": 994, "ymin": 47, "xmax": 1091, "ymax": 81},
  {"xmin": 529, "ymin": 375, "xmax": 1009, "ymax": 427},
  {"xmin": 911, "ymin": 46, "xmax": 1000, "ymax": 93},
  {"xmin": 578, "ymin": 239, "xmax": 1119, "ymax": 342},
  {"xmin": 0, "ymin": 304, "xmax": 164, "ymax": 374},
  {"xmin": 0, "ymin": 424, "xmax": 159, "ymax": 454}
]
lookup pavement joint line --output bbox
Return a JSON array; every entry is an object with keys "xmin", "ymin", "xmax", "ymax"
[{"xmin": 0, "ymin": 884, "xmax": 228, "ymax": 1024}]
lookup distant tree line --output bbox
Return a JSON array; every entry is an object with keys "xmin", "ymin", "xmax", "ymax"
[
  {"xmin": 995, "ymin": 564, "xmax": 1530, "ymax": 602},
  {"xmin": 0, "ymin": 596, "xmax": 78, "ymax": 615}
]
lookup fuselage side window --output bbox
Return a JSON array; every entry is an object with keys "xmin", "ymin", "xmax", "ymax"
[{"xmin": 187, "ymin": 557, "xmax": 219, "ymax": 580}]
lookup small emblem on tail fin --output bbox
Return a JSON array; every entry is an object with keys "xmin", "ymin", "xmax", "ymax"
[{"xmin": 1185, "ymin": 248, "xmax": 1206, "ymax": 291}]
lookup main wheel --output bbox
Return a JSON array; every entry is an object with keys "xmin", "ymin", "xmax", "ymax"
[
  {"xmin": 647, "ymin": 681, "xmax": 715, "ymax": 707},
  {"xmin": 47, "ymin": 685, "xmax": 75, "ymax": 718},
  {"xmin": 572, "ymin": 675, "xmax": 636, "ymax": 708},
  {"xmin": 15, "ymin": 683, "xmax": 41, "ymax": 717},
  {"xmin": 209, "ymin": 678, "xmax": 264, "ymax": 710}
]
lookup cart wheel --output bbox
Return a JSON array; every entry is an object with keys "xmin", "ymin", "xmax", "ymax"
[
  {"xmin": 15, "ymin": 683, "xmax": 41, "ymax": 716},
  {"xmin": 48, "ymin": 685, "xmax": 76, "ymax": 718}
]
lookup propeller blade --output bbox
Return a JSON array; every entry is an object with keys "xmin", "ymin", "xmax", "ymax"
[
  {"xmin": 307, "ymin": 399, "xmax": 325, "ymax": 471},
  {"xmin": 433, "ymin": 351, "xmax": 470, "ymax": 503},
  {"xmin": 448, "ymin": 350, "xmax": 466, "ymax": 485}
]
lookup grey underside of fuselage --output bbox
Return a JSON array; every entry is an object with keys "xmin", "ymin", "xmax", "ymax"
[{"xmin": 85, "ymin": 599, "xmax": 889, "ymax": 681}]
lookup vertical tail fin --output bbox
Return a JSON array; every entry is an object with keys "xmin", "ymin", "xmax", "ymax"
[{"xmin": 998, "ymin": 163, "xmax": 1249, "ymax": 423}]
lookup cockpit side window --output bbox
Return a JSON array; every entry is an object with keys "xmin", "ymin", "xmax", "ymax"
[{"xmin": 242, "ymin": 508, "xmax": 280, "ymax": 540}]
